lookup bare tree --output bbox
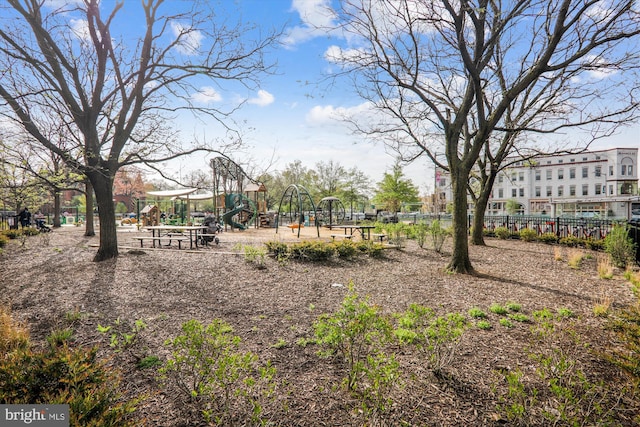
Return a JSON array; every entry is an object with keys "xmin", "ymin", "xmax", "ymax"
[
  {"xmin": 0, "ymin": 0, "xmax": 279, "ymax": 261},
  {"xmin": 329, "ymin": 0, "xmax": 640, "ymax": 273}
]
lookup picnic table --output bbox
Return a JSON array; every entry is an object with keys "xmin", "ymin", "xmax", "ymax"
[
  {"xmin": 138, "ymin": 225, "xmax": 208, "ymax": 249},
  {"xmin": 329, "ymin": 224, "xmax": 377, "ymax": 240}
]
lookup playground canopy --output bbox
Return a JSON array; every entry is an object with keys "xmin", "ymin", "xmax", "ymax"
[{"xmin": 146, "ymin": 188, "xmax": 214, "ymax": 223}]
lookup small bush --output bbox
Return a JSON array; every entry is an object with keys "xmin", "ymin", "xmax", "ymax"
[
  {"xmin": 290, "ymin": 240, "xmax": 335, "ymax": 261},
  {"xmin": 0, "ymin": 234, "xmax": 8, "ymax": 248},
  {"xmin": 506, "ymin": 302, "xmax": 522, "ymax": 312},
  {"xmin": 584, "ymin": 238, "xmax": 604, "ymax": 251},
  {"xmin": 519, "ymin": 228, "xmax": 537, "ymax": 242},
  {"xmin": 494, "ymin": 227, "xmax": 511, "ymax": 240},
  {"xmin": 538, "ymin": 232, "xmax": 558, "ymax": 244},
  {"xmin": 476, "ymin": 320, "xmax": 492, "ymax": 330},
  {"xmin": 3, "ymin": 229, "xmax": 22, "ymax": 239},
  {"xmin": 333, "ymin": 239, "xmax": 358, "ymax": 259},
  {"xmin": 413, "ymin": 222, "xmax": 428, "ymax": 248},
  {"xmin": 559, "ymin": 236, "xmax": 583, "ymax": 248},
  {"xmin": 22, "ymin": 227, "xmax": 40, "ymax": 236},
  {"xmin": 597, "ymin": 257, "xmax": 614, "ymax": 279},
  {"xmin": 604, "ymin": 224, "xmax": 636, "ymax": 269},
  {"xmin": 468, "ymin": 307, "xmax": 487, "ymax": 319},
  {"xmin": 430, "ymin": 220, "xmax": 449, "ymax": 253},
  {"xmin": 567, "ymin": 249, "xmax": 584, "ymax": 269},
  {"xmin": 489, "ymin": 304, "xmax": 508, "ymax": 315},
  {"xmin": 356, "ymin": 241, "xmax": 385, "ymax": 258},
  {"xmin": 265, "ymin": 240, "xmax": 289, "ymax": 262}
]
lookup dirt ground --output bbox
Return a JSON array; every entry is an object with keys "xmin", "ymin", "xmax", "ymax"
[{"xmin": 1, "ymin": 224, "xmax": 638, "ymax": 426}]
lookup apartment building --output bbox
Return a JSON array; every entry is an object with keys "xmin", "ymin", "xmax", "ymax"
[{"xmin": 438, "ymin": 147, "xmax": 640, "ymax": 219}]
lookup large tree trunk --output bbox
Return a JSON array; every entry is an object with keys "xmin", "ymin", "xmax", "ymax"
[
  {"xmin": 447, "ymin": 169, "xmax": 474, "ymax": 274},
  {"xmin": 84, "ymin": 178, "xmax": 95, "ymax": 237},
  {"xmin": 471, "ymin": 171, "xmax": 498, "ymax": 246},
  {"xmin": 53, "ymin": 191, "xmax": 61, "ymax": 228},
  {"xmin": 88, "ymin": 170, "xmax": 118, "ymax": 262}
]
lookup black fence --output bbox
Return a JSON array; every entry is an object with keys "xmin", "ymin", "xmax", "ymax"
[
  {"xmin": 629, "ymin": 219, "xmax": 640, "ymax": 264},
  {"xmin": 0, "ymin": 212, "xmax": 17, "ymax": 231},
  {"xmin": 476, "ymin": 215, "xmax": 623, "ymax": 241}
]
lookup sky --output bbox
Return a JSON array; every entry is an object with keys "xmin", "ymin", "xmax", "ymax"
[
  {"xmin": 163, "ymin": 0, "xmax": 639, "ymax": 194},
  {"xmin": 19, "ymin": 1, "xmax": 640, "ymax": 195}
]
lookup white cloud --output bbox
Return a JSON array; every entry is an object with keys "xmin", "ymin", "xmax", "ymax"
[
  {"xmin": 248, "ymin": 90, "xmax": 275, "ymax": 106},
  {"xmin": 69, "ymin": 19, "xmax": 90, "ymax": 40},
  {"xmin": 192, "ymin": 87, "xmax": 222, "ymax": 104},
  {"xmin": 306, "ymin": 102, "xmax": 373, "ymax": 126},
  {"xmin": 324, "ymin": 45, "xmax": 367, "ymax": 64},
  {"xmin": 171, "ymin": 22, "xmax": 203, "ymax": 55},
  {"xmin": 282, "ymin": 0, "xmax": 337, "ymax": 47}
]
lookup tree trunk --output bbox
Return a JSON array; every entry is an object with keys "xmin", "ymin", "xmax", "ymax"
[
  {"xmin": 84, "ymin": 178, "xmax": 95, "ymax": 237},
  {"xmin": 447, "ymin": 169, "xmax": 474, "ymax": 274},
  {"xmin": 88, "ymin": 171, "xmax": 118, "ymax": 262},
  {"xmin": 471, "ymin": 171, "xmax": 498, "ymax": 246},
  {"xmin": 53, "ymin": 191, "xmax": 61, "ymax": 228}
]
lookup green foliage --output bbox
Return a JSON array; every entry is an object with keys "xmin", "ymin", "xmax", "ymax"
[
  {"xmin": 606, "ymin": 301, "xmax": 640, "ymax": 379},
  {"xmin": 290, "ymin": 240, "xmax": 336, "ymax": 261},
  {"xmin": 429, "ymin": 219, "xmax": 448, "ymax": 253},
  {"xmin": 584, "ymin": 238, "xmax": 604, "ymax": 251},
  {"xmin": 489, "ymin": 304, "xmax": 508, "ymax": 315},
  {"xmin": 264, "ymin": 240, "xmax": 290, "ymax": 264},
  {"xmin": 468, "ymin": 307, "xmax": 487, "ymax": 319},
  {"xmin": 395, "ymin": 304, "xmax": 467, "ymax": 374},
  {"xmin": 137, "ymin": 355, "xmax": 161, "ymax": 370},
  {"xmin": 0, "ymin": 309, "xmax": 141, "ymax": 426},
  {"xmin": 372, "ymin": 163, "xmax": 420, "ymax": 213},
  {"xmin": 313, "ymin": 284, "xmax": 393, "ymax": 391},
  {"xmin": 356, "ymin": 240, "xmax": 385, "ymax": 258},
  {"xmin": 160, "ymin": 319, "xmax": 276, "ymax": 426},
  {"xmin": 0, "ymin": 233, "xmax": 7, "ymax": 248},
  {"xmin": 508, "ymin": 313, "xmax": 531, "ymax": 323},
  {"xmin": 333, "ymin": 239, "xmax": 358, "ymax": 259},
  {"xmin": 604, "ymin": 224, "xmax": 636, "ymax": 269},
  {"xmin": 496, "ymin": 369, "xmax": 537, "ymax": 423},
  {"xmin": 413, "ymin": 221, "xmax": 428, "ymax": 248},
  {"xmin": 494, "ymin": 227, "xmax": 512, "ymax": 240},
  {"xmin": 499, "ymin": 318, "xmax": 514, "ymax": 328},
  {"xmin": 506, "ymin": 302, "xmax": 522, "ymax": 312},
  {"xmin": 97, "ymin": 318, "xmax": 147, "ymax": 357},
  {"xmin": 46, "ymin": 328, "xmax": 74, "ymax": 348},
  {"xmin": 22, "ymin": 227, "xmax": 40, "ymax": 236},
  {"xmin": 519, "ymin": 228, "xmax": 537, "ymax": 242},
  {"xmin": 242, "ymin": 244, "xmax": 267, "ymax": 268},
  {"xmin": 476, "ymin": 320, "xmax": 492, "ymax": 330},
  {"xmin": 556, "ymin": 308, "xmax": 575, "ymax": 319},
  {"xmin": 538, "ymin": 232, "xmax": 558, "ymax": 244},
  {"xmin": 3, "ymin": 229, "xmax": 22, "ymax": 239},
  {"xmin": 559, "ymin": 236, "xmax": 583, "ymax": 247}
]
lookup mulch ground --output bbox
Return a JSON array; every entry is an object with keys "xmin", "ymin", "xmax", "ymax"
[{"xmin": 1, "ymin": 225, "xmax": 638, "ymax": 426}]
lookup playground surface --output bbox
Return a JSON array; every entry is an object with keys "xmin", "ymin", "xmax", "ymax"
[{"xmin": 1, "ymin": 226, "xmax": 638, "ymax": 426}]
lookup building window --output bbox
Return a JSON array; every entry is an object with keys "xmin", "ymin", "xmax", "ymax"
[
  {"xmin": 519, "ymin": 172, "xmax": 524, "ymax": 182},
  {"xmin": 570, "ymin": 158, "xmax": 575, "ymax": 162},
  {"xmin": 559, "ymin": 160, "xmax": 563, "ymax": 163},
  {"xmin": 558, "ymin": 186, "xmax": 564, "ymax": 197},
  {"xmin": 569, "ymin": 185, "xmax": 576, "ymax": 196},
  {"xmin": 569, "ymin": 168, "xmax": 576, "ymax": 179},
  {"xmin": 609, "ymin": 166, "xmax": 614, "ymax": 176},
  {"xmin": 582, "ymin": 167, "xmax": 588, "ymax": 178},
  {"xmin": 630, "ymin": 165, "xmax": 634, "ymax": 175},
  {"xmin": 609, "ymin": 185, "xmax": 613, "ymax": 195},
  {"xmin": 519, "ymin": 188, "xmax": 524, "ymax": 197},
  {"xmin": 498, "ymin": 189, "xmax": 503, "ymax": 198},
  {"xmin": 546, "ymin": 170, "xmax": 552, "ymax": 180},
  {"xmin": 546, "ymin": 186, "xmax": 552, "ymax": 197},
  {"xmin": 582, "ymin": 157, "xmax": 588, "ymax": 161},
  {"xmin": 582, "ymin": 184, "xmax": 588, "ymax": 196},
  {"xmin": 498, "ymin": 174, "xmax": 503, "ymax": 183},
  {"xmin": 595, "ymin": 184, "xmax": 602, "ymax": 195},
  {"xmin": 535, "ymin": 170, "xmax": 541, "ymax": 181},
  {"xmin": 535, "ymin": 187, "xmax": 541, "ymax": 197},
  {"xmin": 511, "ymin": 172, "xmax": 517, "ymax": 182},
  {"xmin": 595, "ymin": 166, "xmax": 601, "ymax": 177},
  {"xmin": 512, "ymin": 188, "xmax": 517, "ymax": 197},
  {"xmin": 622, "ymin": 165, "xmax": 626, "ymax": 176},
  {"xmin": 558, "ymin": 169, "xmax": 564, "ymax": 180}
]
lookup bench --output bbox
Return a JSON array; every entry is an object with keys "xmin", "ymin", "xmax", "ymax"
[
  {"xmin": 330, "ymin": 234, "xmax": 353, "ymax": 240},
  {"xmin": 371, "ymin": 233, "xmax": 387, "ymax": 242},
  {"xmin": 133, "ymin": 236, "xmax": 189, "ymax": 249}
]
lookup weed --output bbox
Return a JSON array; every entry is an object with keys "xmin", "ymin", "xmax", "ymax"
[
  {"xmin": 97, "ymin": 318, "xmax": 147, "ymax": 357},
  {"xmin": 137, "ymin": 355, "xmax": 161, "ymax": 369},
  {"xmin": 597, "ymin": 256, "xmax": 614, "ymax": 279},
  {"xmin": 64, "ymin": 307, "xmax": 84, "ymax": 323},
  {"xmin": 506, "ymin": 302, "xmax": 522, "ymax": 312},
  {"xmin": 532, "ymin": 308, "xmax": 554, "ymax": 321},
  {"xmin": 242, "ymin": 244, "xmax": 267, "ymax": 268},
  {"xmin": 489, "ymin": 303, "xmax": 508, "ymax": 315},
  {"xmin": 499, "ymin": 318, "xmax": 514, "ymax": 328},
  {"xmin": 395, "ymin": 304, "xmax": 467, "ymax": 375},
  {"xmin": 46, "ymin": 328, "xmax": 74, "ymax": 348},
  {"xmin": 556, "ymin": 308, "xmax": 574, "ymax": 319},
  {"xmin": 476, "ymin": 320, "xmax": 492, "ymax": 330},
  {"xmin": 567, "ymin": 249, "xmax": 584, "ymax": 269},
  {"xmin": 593, "ymin": 294, "xmax": 613, "ymax": 318},
  {"xmin": 414, "ymin": 222, "xmax": 428, "ymax": 248},
  {"xmin": 604, "ymin": 224, "xmax": 636, "ymax": 269},
  {"xmin": 468, "ymin": 307, "xmax": 487, "ymax": 319},
  {"xmin": 508, "ymin": 313, "xmax": 531, "ymax": 323},
  {"xmin": 430, "ymin": 220, "xmax": 449, "ymax": 253},
  {"xmin": 271, "ymin": 338, "xmax": 287, "ymax": 349},
  {"xmin": 554, "ymin": 246, "xmax": 563, "ymax": 261}
]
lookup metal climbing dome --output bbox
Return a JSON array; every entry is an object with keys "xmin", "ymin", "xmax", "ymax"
[
  {"xmin": 275, "ymin": 184, "xmax": 319, "ymax": 238},
  {"xmin": 315, "ymin": 196, "xmax": 345, "ymax": 227}
]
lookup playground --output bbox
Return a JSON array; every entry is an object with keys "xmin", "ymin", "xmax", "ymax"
[{"xmin": 1, "ymin": 225, "xmax": 638, "ymax": 426}]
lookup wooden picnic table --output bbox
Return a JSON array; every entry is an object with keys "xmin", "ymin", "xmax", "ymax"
[
  {"xmin": 329, "ymin": 224, "xmax": 376, "ymax": 240},
  {"xmin": 143, "ymin": 225, "xmax": 208, "ymax": 249}
]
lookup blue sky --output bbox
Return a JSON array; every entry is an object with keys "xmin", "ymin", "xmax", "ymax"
[
  {"xmin": 168, "ymin": 0, "xmax": 640, "ymax": 193},
  {"xmin": 39, "ymin": 1, "xmax": 640, "ymax": 193}
]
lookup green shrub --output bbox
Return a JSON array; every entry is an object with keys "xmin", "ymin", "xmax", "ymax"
[
  {"xmin": 494, "ymin": 227, "xmax": 511, "ymax": 240},
  {"xmin": 0, "ymin": 234, "xmax": 7, "ymax": 248},
  {"xmin": 356, "ymin": 241, "xmax": 385, "ymax": 258},
  {"xmin": 290, "ymin": 240, "xmax": 335, "ymax": 261},
  {"xmin": 3, "ymin": 229, "xmax": 22, "ymax": 239},
  {"xmin": 559, "ymin": 236, "xmax": 583, "ymax": 247},
  {"xmin": 468, "ymin": 307, "xmax": 487, "ymax": 318},
  {"xmin": 394, "ymin": 304, "xmax": 467, "ymax": 375},
  {"xmin": 584, "ymin": 238, "xmax": 604, "ymax": 251},
  {"xmin": 264, "ymin": 240, "xmax": 289, "ymax": 262},
  {"xmin": 313, "ymin": 283, "xmax": 393, "ymax": 391},
  {"xmin": 538, "ymin": 232, "xmax": 558, "ymax": 244},
  {"xmin": 22, "ymin": 227, "xmax": 40, "ymax": 236},
  {"xmin": 0, "ymin": 308, "xmax": 141, "ymax": 427},
  {"xmin": 604, "ymin": 224, "xmax": 636, "ymax": 269},
  {"xmin": 519, "ymin": 228, "xmax": 537, "ymax": 242},
  {"xmin": 160, "ymin": 319, "xmax": 276, "ymax": 426},
  {"xmin": 333, "ymin": 239, "xmax": 358, "ymax": 259},
  {"xmin": 413, "ymin": 222, "xmax": 429, "ymax": 248},
  {"xmin": 489, "ymin": 304, "xmax": 508, "ymax": 315},
  {"xmin": 430, "ymin": 220, "xmax": 448, "ymax": 253}
]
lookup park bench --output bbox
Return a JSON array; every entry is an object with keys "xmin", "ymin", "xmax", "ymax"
[
  {"xmin": 330, "ymin": 234, "xmax": 353, "ymax": 240},
  {"xmin": 371, "ymin": 233, "xmax": 387, "ymax": 243}
]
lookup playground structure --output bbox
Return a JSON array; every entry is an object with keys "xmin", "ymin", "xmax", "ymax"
[
  {"xmin": 210, "ymin": 156, "xmax": 268, "ymax": 230},
  {"xmin": 315, "ymin": 196, "xmax": 346, "ymax": 227},
  {"xmin": 275, "ymin": 184, "xmax": 320, "ymax": 238}
]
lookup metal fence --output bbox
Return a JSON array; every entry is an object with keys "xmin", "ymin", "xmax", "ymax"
[{"xmin": 477, "ymin": 215, "xmax": 622, "ymax": 240}]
